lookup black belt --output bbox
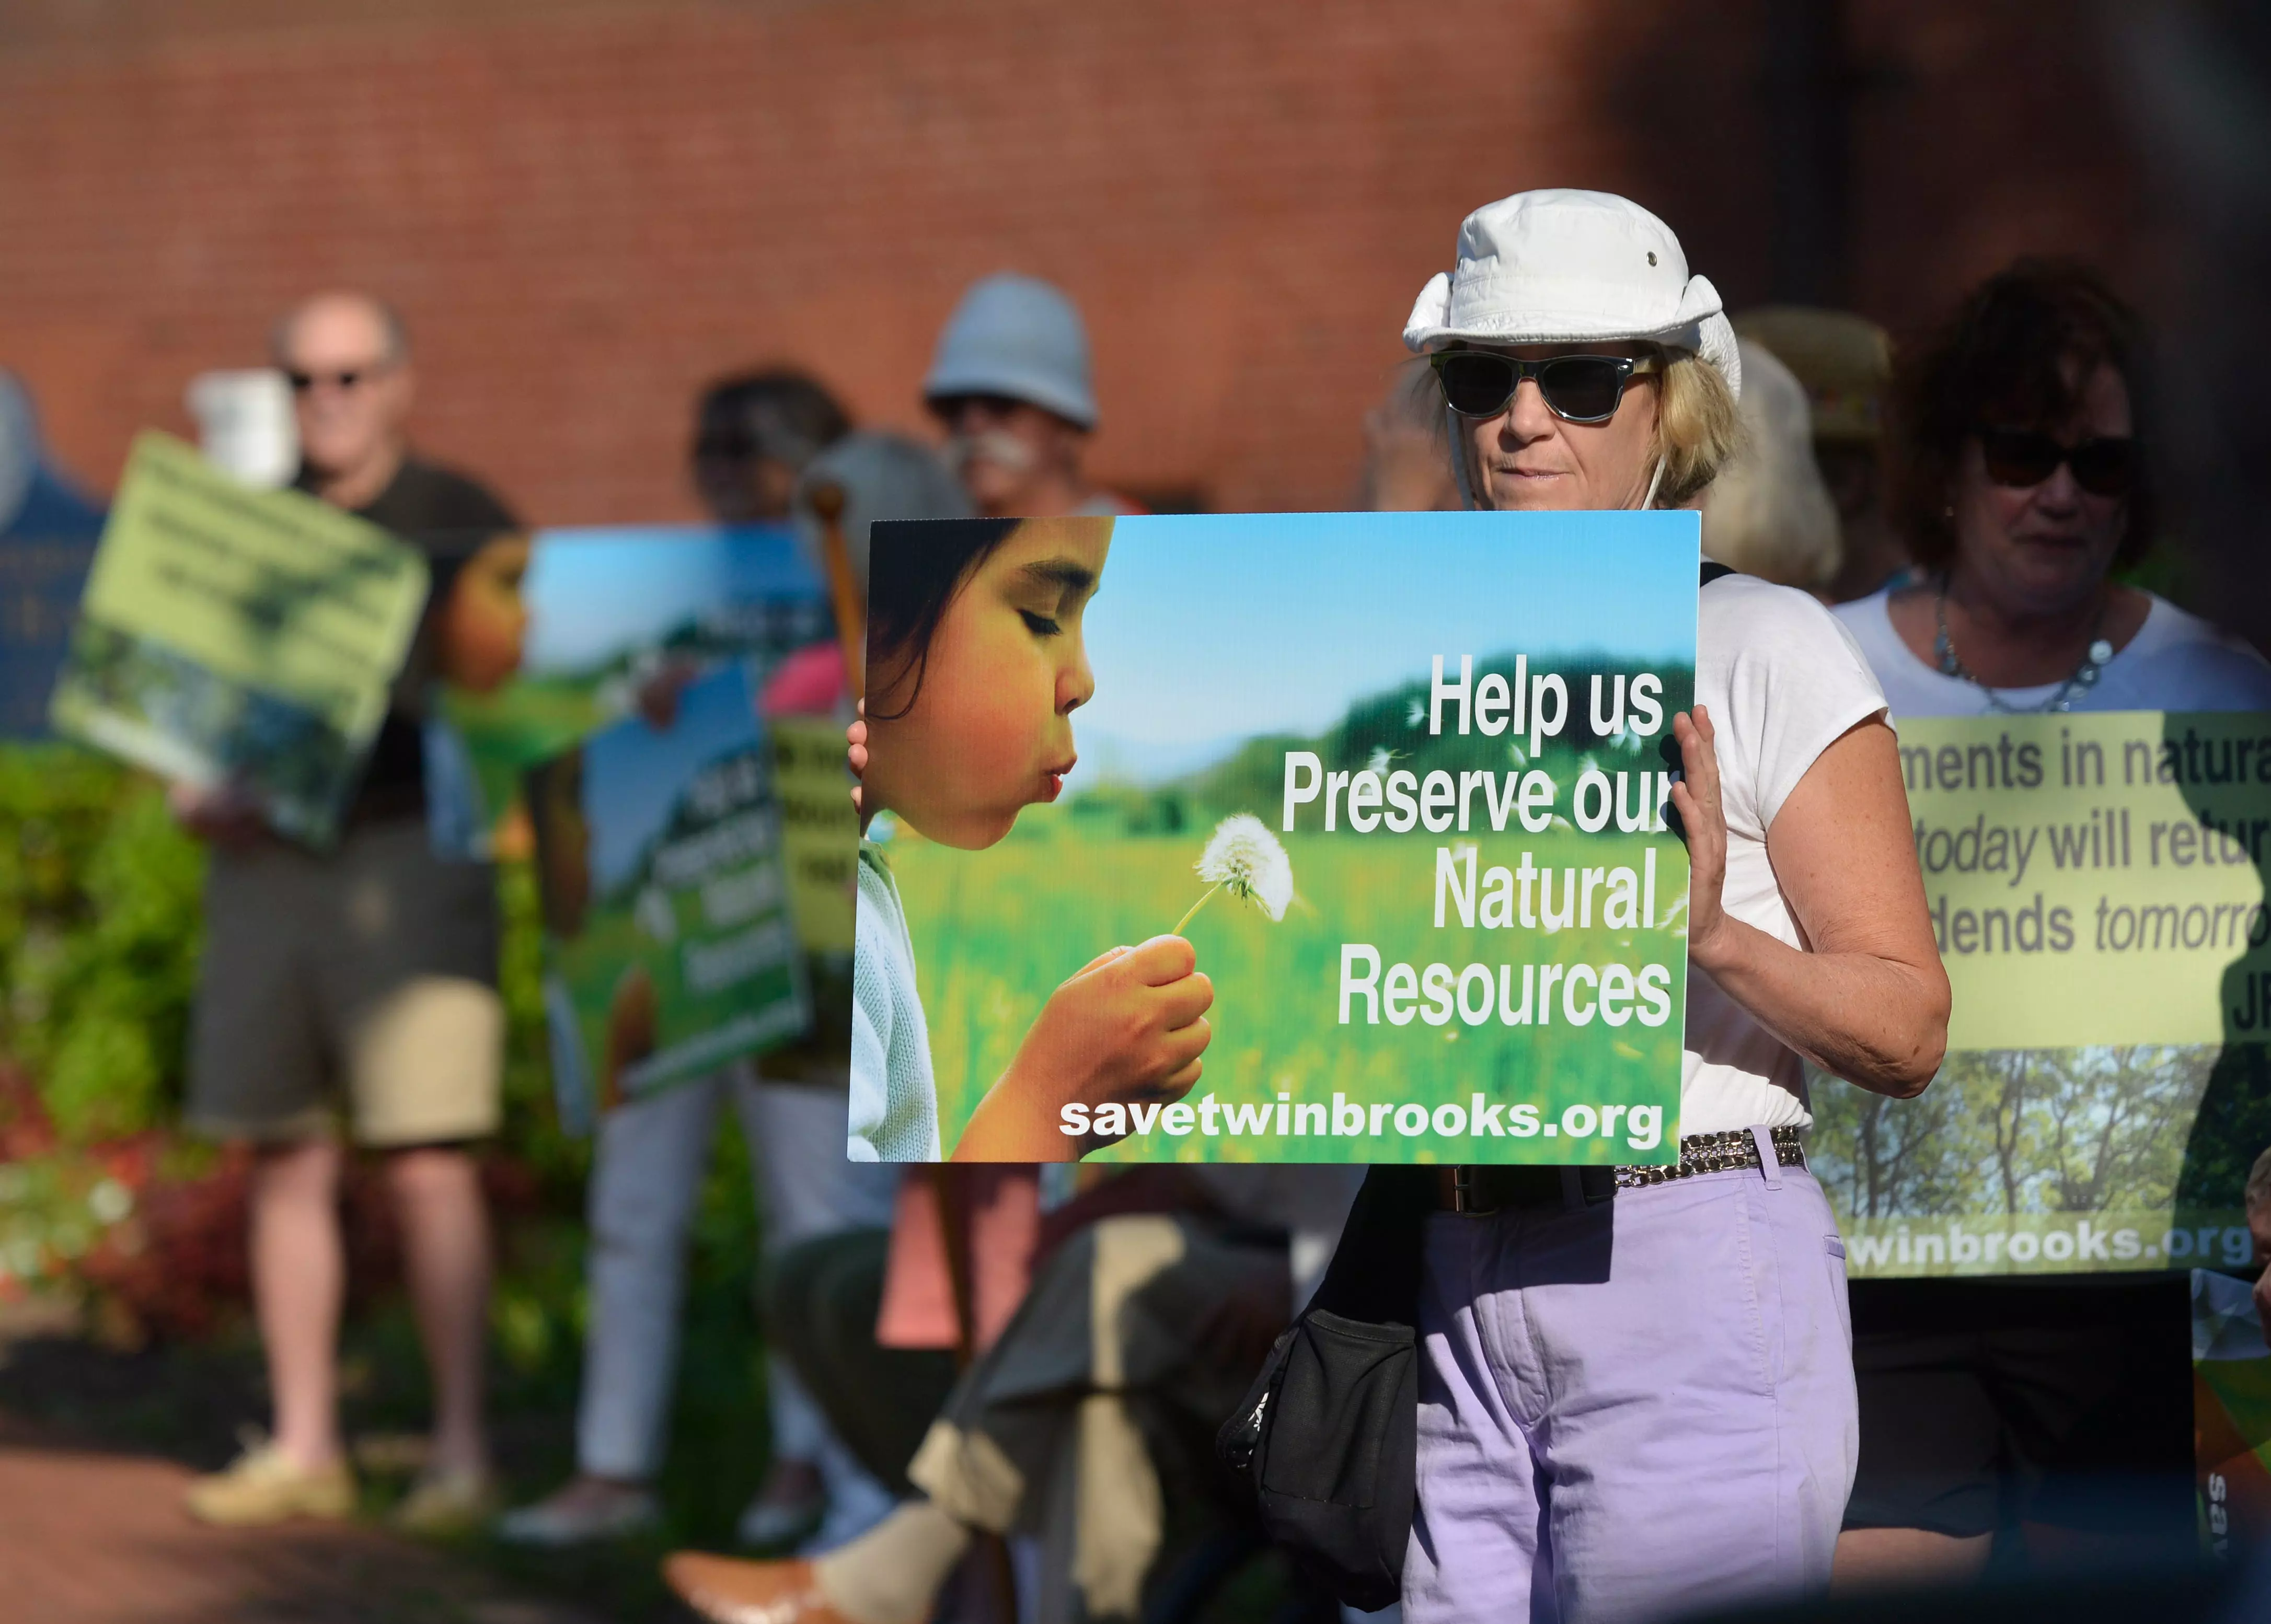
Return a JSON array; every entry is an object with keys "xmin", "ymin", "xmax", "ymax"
[{"xmin": 1444, "ymin": 1126, "xmax": 1807, "ymax": 1215}]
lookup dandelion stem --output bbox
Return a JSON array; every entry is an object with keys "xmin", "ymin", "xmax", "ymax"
[{"xmin": 1171, "ymin": 884, "xmax": 1223, "ymax": 937}]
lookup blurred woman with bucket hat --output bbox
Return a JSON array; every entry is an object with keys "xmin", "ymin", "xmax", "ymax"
[
  {"xmin": 922, "ymin": 272, "xmax": 1142, "ymax": 519},
  {"xmin": 1288, "ymin": 190, "xmax": 1950, "ymax": 1623}
]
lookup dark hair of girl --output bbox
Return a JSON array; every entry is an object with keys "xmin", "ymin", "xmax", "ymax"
[
  {"xmin": 866, "ymin": 518, "xmax": 1023, "ymax": 720},
  {"xmin": 1893, "ymin": 259, "xmax": 2155, "ymax": 572}
]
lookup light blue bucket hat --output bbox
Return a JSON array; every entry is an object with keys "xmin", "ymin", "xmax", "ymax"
[{"xmin": 923, "ymin": 273, "xmax": 1099, "ymax": 430}]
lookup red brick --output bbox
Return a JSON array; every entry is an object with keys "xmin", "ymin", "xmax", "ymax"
[{"xmin": 0, "ymin": 0, "xmax": 2142, "ymax": 521}]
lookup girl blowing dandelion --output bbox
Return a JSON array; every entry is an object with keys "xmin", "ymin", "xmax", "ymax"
[{"xmin": 846, "ymin": 516, "xmax": 1215, "ymax": 1162}]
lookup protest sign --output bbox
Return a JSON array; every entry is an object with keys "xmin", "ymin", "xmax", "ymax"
[
  {"xmin": 773, "ymin": 715, "xmax": 859, "ymax": 956},
  {"xmin": 530, "ymin": 660, "xmax": 809, "ymax": 1129},
  {"xmin": 1811, "ymin": 710, "xmax": 2271, "ymax": 1277},
  {"xmin": 861, "ymin": 511, "xmax": 1698, "ymax": 1163},
  {"xmin": 48, "ymin": 432, "xmax": 427, "ymax": 845},
  {"xmin": 432, "ymin": 523, "xmax": 830, "ymax": 857}
]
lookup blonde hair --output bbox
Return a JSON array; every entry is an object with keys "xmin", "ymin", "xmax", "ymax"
[
  {"xmin": 1701, "ymin": 339, "xmax": 1842, "ymax": 587},
  {"xmin": 1651, "ymin": 348, "xmax": 1743, "ymax": 507}
]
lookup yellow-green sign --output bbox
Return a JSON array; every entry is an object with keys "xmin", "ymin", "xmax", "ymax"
[
  {"xmin": 772, "ymin": 715, "xmax": 858, "ymax": 955},
  {"xmin": 1903, "ymin": 711, "xmax": 2271, "ymax": 1049},
  {"xmin": 49, "ymin": 433, "xmax": 428, "ymax": 844},
  {"xmin": 1811, "ymin": 710, "xmax": 2271, "ymax": 1279}
]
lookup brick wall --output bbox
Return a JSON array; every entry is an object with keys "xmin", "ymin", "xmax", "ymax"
[{"xmin": 0, "ymin": 0, "xmax": 2143, "ymax": 521}]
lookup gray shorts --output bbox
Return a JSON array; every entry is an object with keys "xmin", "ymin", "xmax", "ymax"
[{"xmin": 185, "ymin": 818, "xmax": 503, "ymax": 1147}]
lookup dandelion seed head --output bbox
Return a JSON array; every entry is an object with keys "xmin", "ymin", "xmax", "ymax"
[
  {"xmin": 1365, "ymin": 746, "xmax": 1394, "ymax": 776},
  {"xmin": 1406, "ymin": 699, "xmax": 1427, "ymax": 728},
  {"xmin": 1196, "ymin": 814, "xmax": 1295, "ymax": 922}
]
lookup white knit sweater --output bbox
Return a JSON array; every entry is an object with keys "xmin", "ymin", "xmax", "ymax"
[{"xmin": 848, "ymin": 840, "xmax": 943, "ymax": 1162}]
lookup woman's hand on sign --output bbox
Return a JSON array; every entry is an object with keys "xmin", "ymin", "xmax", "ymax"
[
  {"xmin": 167, "ymin": 781, "xmax": 269, "ymax": 850},
  {"xmin": 954, "ymin": 935, "xmax": 1215, "ymax": 1162},
  {"xmin": 846, "ymin": 701, "xmax": 868, "ymax": 815},
  {"xmin": 1668, "ymin": 706, "xmax": 1732, "ymax": 971}
]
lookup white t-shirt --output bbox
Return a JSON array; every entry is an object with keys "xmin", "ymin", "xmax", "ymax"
[
  {"xmin": 1833, "ymin": 586, "xmax": 2271, "ymax": 717},
  {"xmin": 1680, "ymin": 574, "xmax": 1889, "ymax": 1135}
]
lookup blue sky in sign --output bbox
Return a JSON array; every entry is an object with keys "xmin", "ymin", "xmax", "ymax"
[{"xmin": 1069, "ymin": 510, "xmax": 1699, "ymax": 783}]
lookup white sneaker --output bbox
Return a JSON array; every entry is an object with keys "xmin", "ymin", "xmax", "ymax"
[{"xmin": 498, "ymin": 1480, "xmax": 662, "ymax": 1546}]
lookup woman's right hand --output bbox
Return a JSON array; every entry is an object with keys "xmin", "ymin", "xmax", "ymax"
[{"xmin": 952, "ymin": 934, "xmax": 1214, "ymax": 1162}]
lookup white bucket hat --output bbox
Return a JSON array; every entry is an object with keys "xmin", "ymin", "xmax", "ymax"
[{"xmin": 1403, "ymin": 189, "xmax": 1742, "ymax": 401}]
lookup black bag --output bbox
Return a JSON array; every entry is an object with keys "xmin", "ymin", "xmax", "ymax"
[{"xmin": 1215, "ymin": 1165, "xmax": 1436, "ymax": 1612}]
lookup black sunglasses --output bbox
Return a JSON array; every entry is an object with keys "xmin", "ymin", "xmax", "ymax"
[
  {"xmin": 285, "ymin": 361, "xmax": 396, "ymax": 393},
  {"xmin": 928, "ymin": 392, "xmax": 1029, "ymax": 421},
  {"xmin": 1430, "ymin": 350, "xmax": 1660, "ymax": 424},
  {"xmin": 1978, "ymin": 427, "xmax": 2136, "ymax": 498}
]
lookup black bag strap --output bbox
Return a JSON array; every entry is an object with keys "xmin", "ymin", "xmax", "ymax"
[
  {"xmin": 1701, "ymin": 560, "xmax": 1736, "ymax": 587},
  {"xmin": 1307, "ymin": 1165, "xmax": 1436, "ymax": 1328}
]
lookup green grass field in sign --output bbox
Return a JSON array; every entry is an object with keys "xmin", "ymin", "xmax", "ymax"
[{"xmin": 886, "ymin": 804, "xmax": 1689, "ymax": 1164}]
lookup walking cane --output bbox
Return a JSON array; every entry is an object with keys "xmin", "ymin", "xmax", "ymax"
[{"xmin": 805, "ymin": 480, "xmax": 866, "ymax": 704}]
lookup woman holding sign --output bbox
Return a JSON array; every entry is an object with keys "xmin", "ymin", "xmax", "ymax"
[
  {"xmin": 1373, "ymin": 191, "xmax": 1950, "ymax": 1622},
  {"xmin": 1830, "ymin": 264, "xmax": 2271, "ymax": 1585}
]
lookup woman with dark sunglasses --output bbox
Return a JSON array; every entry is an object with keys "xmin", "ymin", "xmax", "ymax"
[
  {"xmin": 1340, "ymin": 190, "xmax": 1949, "ymax": 1623},
  {"xmin": 1830, "ymin": 263, "xmax": 2271, "ymax": 1590},
  {"xmin": 1835, "ymin": 261, "xmax": 2271, "ymax": 718}
]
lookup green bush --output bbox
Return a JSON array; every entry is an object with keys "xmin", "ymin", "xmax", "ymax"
[
  {"xmin": 0, "ymin": 747, "xmax": 203, "ymax": 1143},
  {"xmin": 0, "ymin": 743, "xmax": 575, "ymax": 1178}
]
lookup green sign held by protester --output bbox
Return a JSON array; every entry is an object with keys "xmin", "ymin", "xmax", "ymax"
[
  {"xmin": 856, "ymin": 510, "xmax": 1700, "ymax": 1164},
  {"xmin": 429, "ymin": 522, "xmax": 831, "ymax": 860},
  {"xmin": 1812, "ymin": 710, "xmax": 2271, "ymax": 1276},
  {"xmin": 530, "ymin": 659, "xmax": 810, "ymax": 1131},
  {"xmin": 48, "ymin": 432, "xmax": 430, "ymax": 845}
]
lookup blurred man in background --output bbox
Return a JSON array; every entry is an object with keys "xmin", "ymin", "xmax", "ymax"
[
  {"xmin": 1734, "ymin": 307, "xmax": 1902, "ymax": 601},
  {"xmin": 924, "ymin": 273, "xmax": 1140, "ymax": 519},
  {"xmin": 177, "ymin": 292, "xmax": 519, "ymax": 1534}
]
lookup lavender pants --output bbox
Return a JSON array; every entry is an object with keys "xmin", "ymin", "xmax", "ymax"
[{"xmin": 1405, "ymin": 1136, "xmax": 1857, "ymax": 1624}]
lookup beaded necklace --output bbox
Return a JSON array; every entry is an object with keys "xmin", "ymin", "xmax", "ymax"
[{"xmin": 1933, "ymin": 578, "xmax": 2114, "ymax": 714}]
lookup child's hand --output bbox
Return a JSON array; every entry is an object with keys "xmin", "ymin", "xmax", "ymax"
[
  {"xmin": 846, "ymin": 700, "xmax": 867, "ymax": 815},
  {"xmin": 952, "ymin": 935, "xmax": 1214, "ymax": 1162},
  {"xmin": 1023, "ymin": 935, "xmax": 1214, "ymax": 1107}
]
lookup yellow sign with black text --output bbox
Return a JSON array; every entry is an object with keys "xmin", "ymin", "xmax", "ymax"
[{"xmin": 1905, "ymin": 711, "xmax": 2271, "ymax": 1050}]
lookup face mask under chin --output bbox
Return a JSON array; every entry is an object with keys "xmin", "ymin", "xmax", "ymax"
[{"xmin": 947, "ymin": 428, "xmax": 1040, "ymax": 477}]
